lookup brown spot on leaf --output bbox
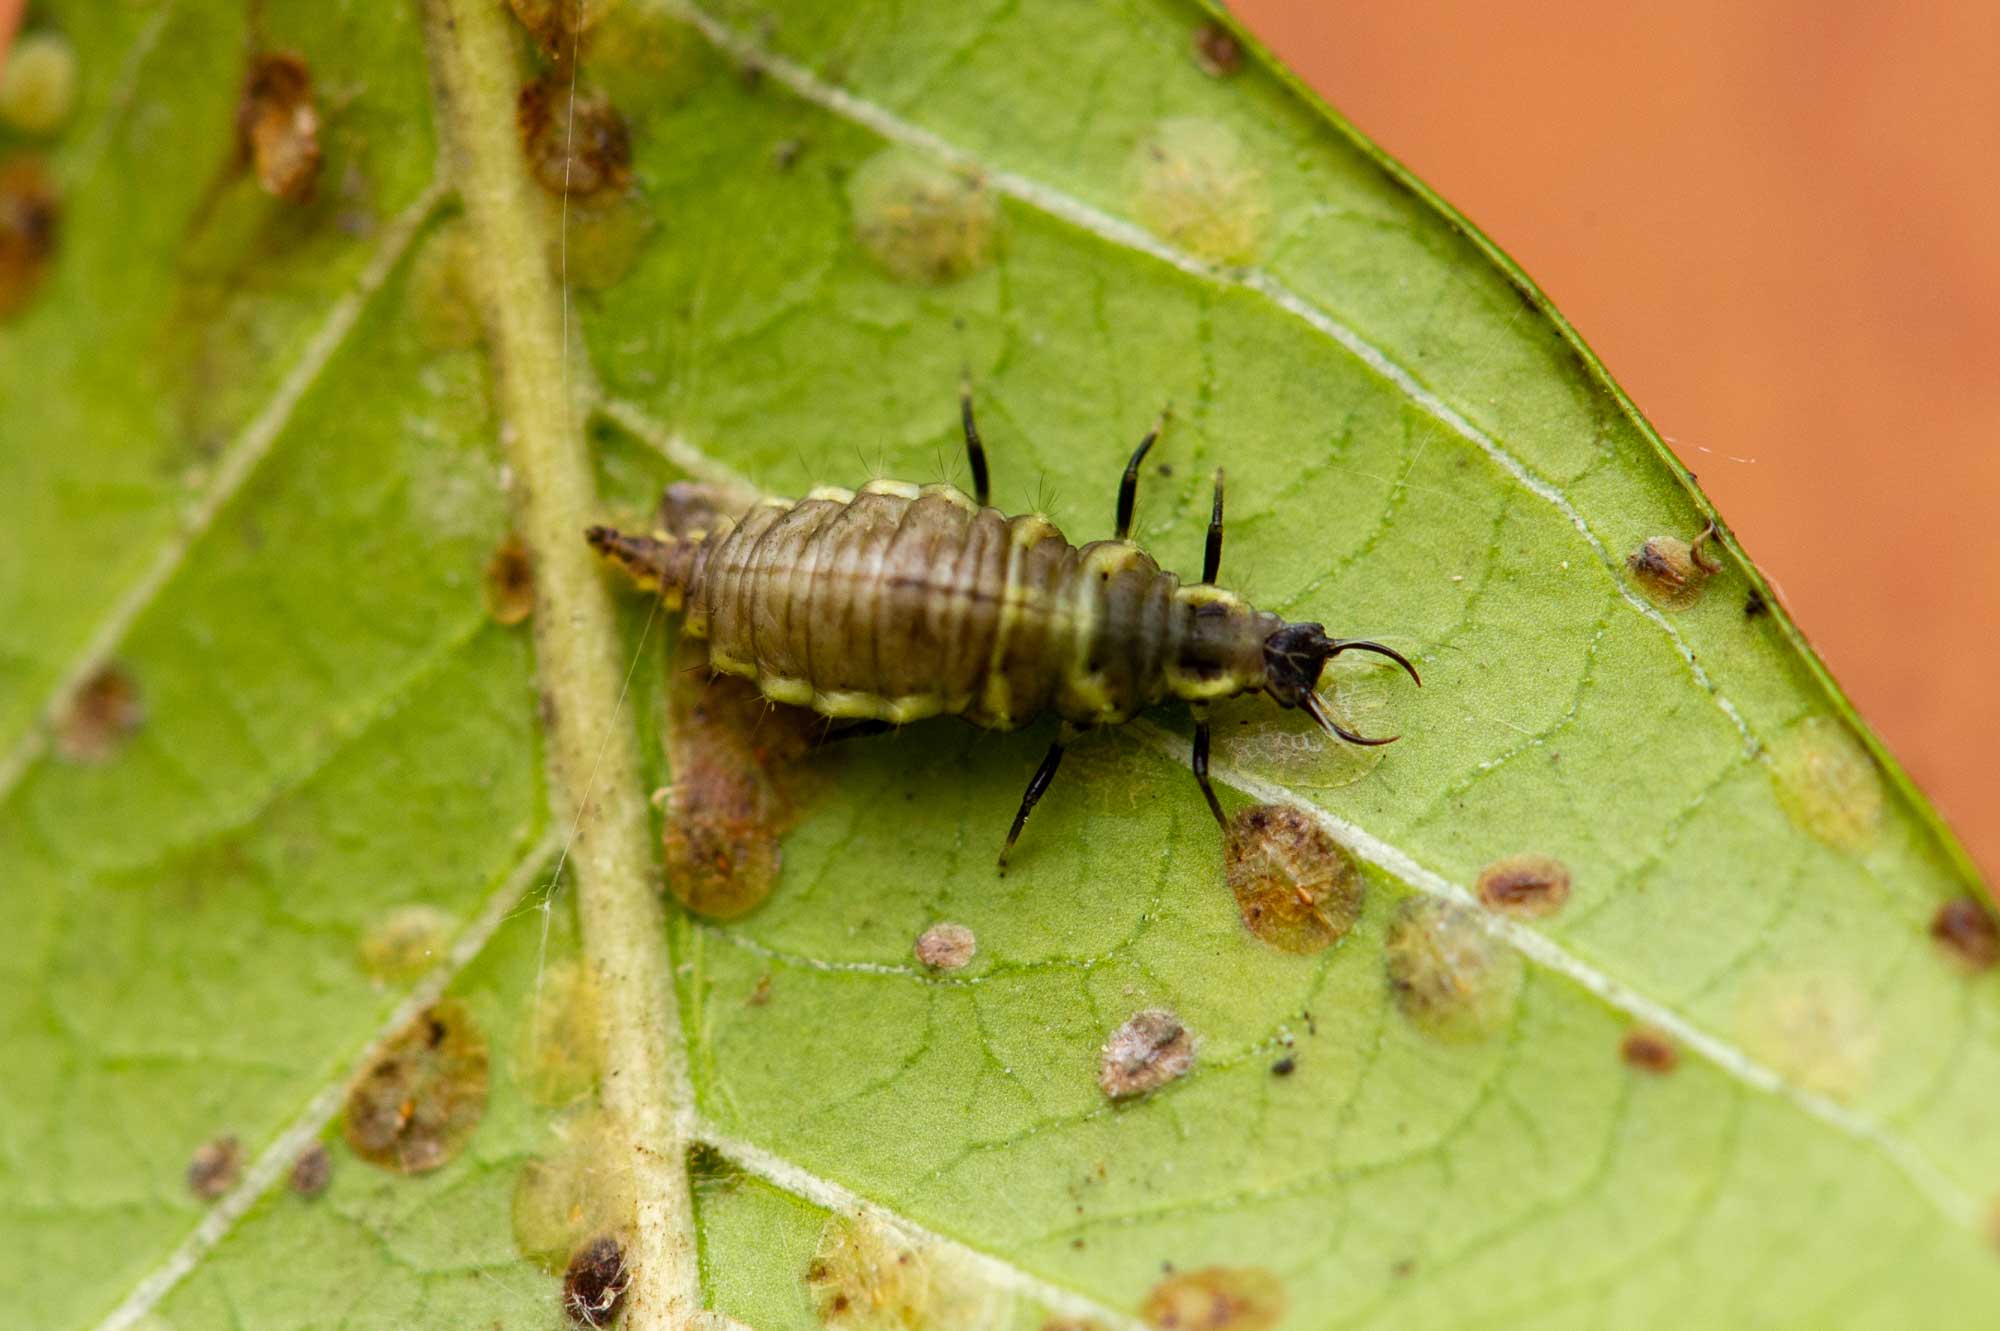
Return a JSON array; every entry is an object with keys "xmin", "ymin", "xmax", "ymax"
[
  {"xmin": 1191, "ymin": 21, "xmax": 1244, "ymax": 77},
  {"xmin": 661, "ymin": 635, "xmax": 821, "ymax": 918},
  {"xmin": 1099, "ymin": 1009, "xmax": 1195, "ymax": 1100},
  {"xmin": 518, "ymin": 77, "xmax": 631, "ymax": 201},
  {"xmin": 1930, "ymin": 897, "xmax": 1999, "ymax": 974},
  {"xmin": 1619, "ymin": 1026, "xmax": 1678, "ymax": 1075},
  {"xmin": 484, "ymin": 534, "xmax": 536, "ymax": 625},
  {"xmin": 847, "ymin": 146, "xmax": 998, "ymax": 285},
  {"xmin": 1626, "ymin": 533, "xmax": 1716, "ymax": 610},
  {"xmin": 237, "ymin": 54, "xmax": 321, "ymax": 203},
  {"xmin": 563, "ymin": 1234, "xmax": 632, "ymax": 1327},
  {"xmin": 288, "ymin": 1142, "xmax": 332, "ymax": 1197},
  {"xmin": 0, "ymin": 154, "xmax": 60, "ymax": 318},
  {"xmin": 1384, "ymin": 897, "xmax": 1524, "ymax": 1043},
  {"xmin": 1475, "ymin": 853, "xmax": 1572, "ymax": 920},
  {"xmin": 1140, "ymin": 1266, "xmax": 1285, "ymax": 1331},
  {"xmin": 1223, "ymin": 804, "xmax": 1364, "ymax": 953},
  {"xmin": 914, "ymin": 922, "xmax": 976, "ymax": 971},
  {"xmin": 186, "ymin": 1134, "xmax": 242, "ymax": 1200},
  {"xmin": 54, "ymin": 662, "xmax": 143, "ymax": 762},
  {"xmin": 343, "ymin": 998, "xmax": 488, "ymax": 1173},
  {"xmin": 805, "ymin": 1213, "xmax": 930, "ymax": 1330},
  {"xmin": 508, "ymin": 0, "xmax": 618, "ymax": 58}
]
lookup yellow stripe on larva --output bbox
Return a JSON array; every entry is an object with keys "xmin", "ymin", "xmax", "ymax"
[
  {"xmin": 920, "ymin": 482, "xmax": 980, "ymax": 513},
  {"xmin": 760, "ymin": 675, "xmax": 814, "ymax": 707},
  {"xmin": 1064, "ymin": 542, "xmax": 1149, "ymax": 723},
  {"xmin": 978, "ymin": 515, "xmax": 1061, "ymax": 727},
  {"xmin": 860, "ymin": 478, "xmax": 923, "ymax": 499},
  {"xmin": 1175, "ymin": 584, "xmax": 1244, "ymax": 610},
  {"xmin": 805, "ymin": 485, "xmax": 856, "ymax": 504},
  {"xmin": 1164, "ymin": 586, "xmax": 1256, "ymax": 699},
  {"xmin": 883, "ymin": 692, "xmax": 946, "ymax": 724},
  {"xmin": 1164, "ymin": 665, "xmax": 1245, "ymax": 700},
  {"xmin": 708, "ymin": 644, "xmax": 757, "ymax": 676}
]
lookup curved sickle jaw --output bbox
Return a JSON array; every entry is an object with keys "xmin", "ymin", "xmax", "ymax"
[
  {"xmin": 1304, "ymin": 692, "xmax": 1399, "ymax": 747},
  {"xmin": 1327, "ymin": 637, "xmax": 1422, "ymax": 687},
  {"xmin": 1303, "ymin": 639, "xmax": 1421, "ymax": 746}
]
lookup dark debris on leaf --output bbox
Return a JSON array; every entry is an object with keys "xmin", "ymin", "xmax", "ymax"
[{"xmin": 563, "ymin": 1234, "xmax": 632, "ymax": 1327}]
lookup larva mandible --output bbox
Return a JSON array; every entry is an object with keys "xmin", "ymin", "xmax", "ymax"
[{"xmin": 587, "ymin": 388, "xmax": 1420, "ymax": 866}]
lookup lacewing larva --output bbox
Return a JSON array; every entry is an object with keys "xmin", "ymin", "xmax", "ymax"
[{"xmin": 588, "ymin": 389, "xmax": 1419, "ymax": 865}]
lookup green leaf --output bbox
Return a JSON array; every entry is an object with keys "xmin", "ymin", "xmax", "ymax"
[{"xmin": 5, "ymin": 1, "xmax": 1996, "ymax": 1329}]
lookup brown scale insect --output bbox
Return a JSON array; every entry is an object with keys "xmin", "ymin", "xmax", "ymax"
[{"xmin": 588, "ymin": 389, "xmax": 1420, "ymax": 866}]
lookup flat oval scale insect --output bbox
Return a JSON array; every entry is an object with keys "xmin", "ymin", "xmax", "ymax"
[{"xmin": 588, "ymin": 388, "xmax": 1420, "ymax": 867}]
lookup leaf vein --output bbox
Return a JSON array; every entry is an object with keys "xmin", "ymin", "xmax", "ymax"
[{"xmin": 0, "ymin": 175, "xmax": 450, "ymax": 811}]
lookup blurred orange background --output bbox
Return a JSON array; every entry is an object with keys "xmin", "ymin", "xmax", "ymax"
[{"xmin": 1235, "ymin": 1, "xmax": 2000, "ymax": 883}]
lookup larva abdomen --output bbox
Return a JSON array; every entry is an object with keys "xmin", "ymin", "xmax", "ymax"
[{"xmin": 688, "ymin": 481, "xmax": 1212, "ymax": 730}]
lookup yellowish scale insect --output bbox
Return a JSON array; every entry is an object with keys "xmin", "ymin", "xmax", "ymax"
[{"xmin": 588, "ymin": 389, "xmax": 1420, "ymax": 866}]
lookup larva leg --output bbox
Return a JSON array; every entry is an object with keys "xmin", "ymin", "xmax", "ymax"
[
  {"xmin": 1201, "ymin": 467, "xmax": 1225, "ymax": 584},
  {"xmin": 1113, "ymin": 419, "xmax": 1163, "ymax": 540},
  {"xmin": 998, "ymin": 722, "xmax": 1079, "ymax": 870},
  {"xmin": 1190, "ymin": 705, "xmax": 1228, "ymax": 828},
  {"xmin": 958, "ymin": 379, "xmax": 991, "ymax": 508}
]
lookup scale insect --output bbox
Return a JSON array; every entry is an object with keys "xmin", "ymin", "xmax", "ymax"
[{"xmin": 587, "ymin": 389, "xmax": 1420, "ymax": 867}]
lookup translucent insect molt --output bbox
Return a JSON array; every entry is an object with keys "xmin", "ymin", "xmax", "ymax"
[{"xmin": 588, "ymin": 392, "xmax": 1421, "ymax": 865}]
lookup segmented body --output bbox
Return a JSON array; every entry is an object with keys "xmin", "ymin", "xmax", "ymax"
[{"xmin": 617, "ymin": 479, "xmax": 1281, "ymax": 733}]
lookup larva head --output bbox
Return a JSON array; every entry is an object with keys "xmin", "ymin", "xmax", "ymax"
[{"xmin": 1262, "ymin": 623, "xmax": 1421, "ymax": 746}]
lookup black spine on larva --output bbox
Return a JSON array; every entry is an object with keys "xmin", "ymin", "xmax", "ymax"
[{"xmin": 657, "ymin": 483, "xmax": 1272, "ymax": 729}]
